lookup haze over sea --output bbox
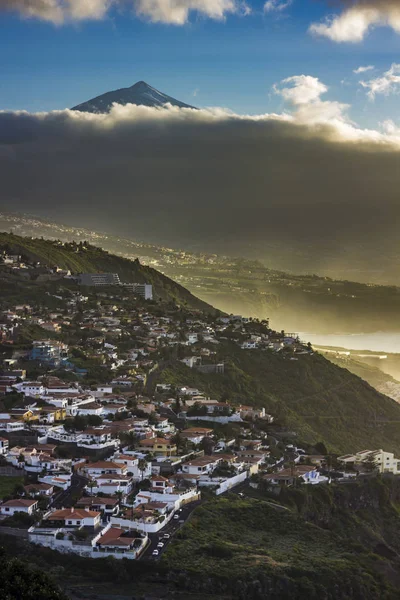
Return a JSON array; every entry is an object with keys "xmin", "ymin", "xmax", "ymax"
[{"xmin": 302, "ymin": 333, "xmax": 400, "ymax": 354}]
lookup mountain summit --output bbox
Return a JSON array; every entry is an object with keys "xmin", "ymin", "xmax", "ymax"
[{"xmin": 71, "ymin": 80, "xmax": 197, "ymax": 113}]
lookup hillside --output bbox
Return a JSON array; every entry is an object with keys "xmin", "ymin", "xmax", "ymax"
[
  {"xmin": 317, "ymin": 350, "xmax": 400, "ymax": 403},
  {"xmin": 2, "ymin": 478, "xmax": 400, "ymax": 599},
  {"xmin": 2, "ymin": 212, "xmax": 400, "ymax": 333},
  {"xmin": 157, "ymin": 341, "xmax": 400, "ymax": 454},
  {"xmin": 0, "ymin": 232, "xmax": 216, "ymax": 313},
  {"xmin": 161, "ymin": 478, "xmax": 400, "ymax": 599}
]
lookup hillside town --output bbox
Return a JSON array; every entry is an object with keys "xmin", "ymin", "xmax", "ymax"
[{"xmin": 0, "ymin": 255, "xmax": 399, "ymax": 564}]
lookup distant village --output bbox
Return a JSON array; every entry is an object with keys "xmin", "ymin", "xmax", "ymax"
[{"xmin": 0, "ymin": 248, "xmax": 398, "ymax": 561}]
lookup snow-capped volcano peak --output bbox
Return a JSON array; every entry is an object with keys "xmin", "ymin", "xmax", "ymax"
[{"xmin": 72, "ymin": 80, "xmax": 196, "ymax": 113}]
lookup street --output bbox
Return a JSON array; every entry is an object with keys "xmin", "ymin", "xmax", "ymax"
[
  {"xmin": 51, "ymin": 473, "xmax": 88, "ymax": 509},
  {"xmin": 140, "ymin": 500, "xmax": 201, "ymax": 561}
]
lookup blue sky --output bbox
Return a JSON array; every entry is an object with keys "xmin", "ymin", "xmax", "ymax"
[{"xmin": 1, "ymin": 0, "xmax": 400, "ymax": 128}]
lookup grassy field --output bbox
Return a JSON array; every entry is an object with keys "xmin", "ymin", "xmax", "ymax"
[{"xmin": 0, "ymin": 476, "xmax": 24, "ymax": 499}]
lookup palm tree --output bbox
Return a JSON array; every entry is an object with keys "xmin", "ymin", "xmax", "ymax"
[
  {"xmin": 138, "ymin": 458, "xmax": 148, "ymax": 481},
  {"xmin": 87, "ymin": 479, "xmax": 96, "ymax": 495}
]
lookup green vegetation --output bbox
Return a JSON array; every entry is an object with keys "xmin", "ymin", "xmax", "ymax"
[
  {"xmin": 160, "ymin": 341, "xmax": 400, "ymax": 454},
  {"xmin": 0, "ymin": 476, "xmax": 24, "ymax": 500},
  {"xmin": 0, "ymin": 232, "xmax": 217, "ymax": 313},
  {"xmin": 0, "ymin": 547, "xmax": 67, "ymax": 600},
  {"xmin": 162, "ymin": 478, "xmax": 400, "ymax": 599}
]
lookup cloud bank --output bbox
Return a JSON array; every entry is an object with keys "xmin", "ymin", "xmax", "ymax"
[
  {"xmin": 0, "ymin": 0, "xmax": 245, "ymax": 24},
  {"xmin": 2, "ymin": 75, "xmax": 400, "ymax": 280},
  {"xmin": 310, "ymin": 1, "xmax": 400, "ymax": 42}
]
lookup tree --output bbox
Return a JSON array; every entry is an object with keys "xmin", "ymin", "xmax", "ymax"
[
  {"xmin": 363, "ymin": 454, "xmax": 378, "ymax": 473},
  {"xmin": 87, "ymin": 479, "xmax": 96, "ymax": 495},
  {"xmin": 0, "ymin": 547, "xmax": 67, "ymax": 600},
  {"xmin": 200, "ymin": 436, "xmax": 215, "ymax": 456},
  {"xmin": 314, "ymin": 441, "xmax": 328, "ymax": 456},
  {"xmin": 138, "ymin": 458, "xmax": 149, "ymax": 481}
]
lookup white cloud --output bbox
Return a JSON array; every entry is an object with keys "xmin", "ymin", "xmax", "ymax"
[
  {"xmin": 134, "ymin": 0, "xmax": 241, "ymax": 25},
  {"xmin": 360, "ymin": 63, "xmax": 400, "ymax": 100},
  {"xmin": 274, "ymin": 75, "xmax": 328, "ymax": 105},
  {"xmin": 309, "ymin": 2, "xmax": 400, "ymax": 43},
  {"xmin": 0, "ymin": 0, "xmax": 247, "ymax": 23},
  {"xmin": 353, "ymin": 65, "xmax": 374, "ymax": 74},
  {"xmin": 264, "ymin": 0, "xmax": 292, "ymax": 13},
  {"xmin": 0, "ymin": 0, "xmax": 111, "ymax": 23},
  {"xmin": 273, "ymin": 74, "xmax": 352, "ymax": 130}
]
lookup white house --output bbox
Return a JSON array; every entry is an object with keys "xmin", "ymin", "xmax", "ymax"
[
  {"xmin": 182, "ymin": 456, "xmax": 221, "ymax": 475},
  {"xmin": 0, "ymin": 499, "xmax": 38, "ymax": 516},
  {"xmin": 0, "ymin": 419, "xmax": 25, "ymax": 432},
  {"xmin": 83, "ymin": 461, "xmax": 127, "ymax": 477},
  {"xmin": 38, "ymin": 473, "xmax": 72, "ymax": 490},
  {"xmin": 19, "ymin": 382, "xmax": 45, "ymax": 397},
  {"xmin": 338, "ymin": 449, "xmax": 400, "ymax": 474},
  {"xmin": 88, "ymin": 474, "xmax": 133, "ymax": 496},
  {"xmin": 44, "ymin": 507, "xmax": 101, "ymax": 528},
  {"xmin": 112, "ymin": 454, "xmax": 152, "ymax": 481},
  {"xmin": 181, "ymin": 356, "xmax": 201, "ymax": 368},
  {"xmin": 76, "ymin": 402, "xmax": 103, "ymax": 417},
  {"xmin": 0, "ymin": 437, "xmax": 9, "ymax": 455}
]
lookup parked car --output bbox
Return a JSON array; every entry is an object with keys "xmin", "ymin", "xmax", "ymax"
[
  {"xmin": 152, "ymin": 549, "xmax": 159, "ymax": 556},
  {"xmin": 173, "ymin": 514, "xmax": 179, "ymax": 520},
  {"xmin": 157, "ymin": 542, "xmax": 164, "ymax": 548},
  {"xmin": 163, "ymin": 533, "xmax": 170, "ymax": 539}
]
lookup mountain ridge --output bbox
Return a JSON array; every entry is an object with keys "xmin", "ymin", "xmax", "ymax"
[{"xmin": 72, "ymin": 80, "xmax": 197, "ymax": 113}]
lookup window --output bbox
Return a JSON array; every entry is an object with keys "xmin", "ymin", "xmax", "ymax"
[
  {"xmin": 76, "ymin": 521, "xmax": 81, "ymax": 525},
  {"xmin": 68, "ymin": 520, "xmax": 72, "ymax": 525}
]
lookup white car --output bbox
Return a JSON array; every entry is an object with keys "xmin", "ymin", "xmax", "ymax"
[
  {"xmin": 152, "ymin": 549, "xmax": 159, "ymax": 556},
  {"xmin": 173, "ymin": 514, "xmax": 179, "ymax": 520},
  {"xmin": 163, "ymin": 533, "xmax": 170, "ymax": 539},
  {"xmin": 157, "ymin": 542, "xmax": 164, "ymax": 548}
]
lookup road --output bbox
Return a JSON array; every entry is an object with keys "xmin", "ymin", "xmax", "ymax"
[
  {"xmin": 140, "ymin": 500, "xmax": 201, "ymax": 561},
  {"xmin": 51, "ymin": 473, "xmax": 88, "ymax": 509}
]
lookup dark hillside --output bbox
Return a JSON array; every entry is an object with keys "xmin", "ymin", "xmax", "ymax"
[
  {"xmin": 0, "ymin": 232, "xmax": 216, "ymax": 313},
  {"xmin": 159, "ymin": 342, "xmax": 400, "ymax": 454}
]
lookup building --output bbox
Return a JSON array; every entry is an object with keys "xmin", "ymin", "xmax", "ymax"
[
  {"xmin": 195, "ymin": 363, "xmax": 225, "ymax": 374},
  {"xmin": 182, "ymin": 456, "xmax": 221, "ymax": 475},
  {"xmin": 240, "ymin": 406, "xmax": 268, "ymax": 420},
  {"xmin": 76, "ymin": 497, "xmax": 120, "ymax": 519},
  {"xmin": 138, "ymin": 438, "xmax": 177, "ymax": 457},
  {"xmin": 29, "ymin": 341, "xmax": 69, "ymax": 366},
  {"xmin": 79, "ymin": 273, "xmax": 121, "ymax": 287},
  {"xmin": 262, "ymin": 465, "xmax": 321, "ymax": 486},
  {"xmin": 125, "ymin": 283, "xmax": 153, "ymax": 300},
  {"xmin": 93, "ymin": 526, "xmax": 144, "ymax": 558},
  {"xmin": 180, "ymin": 427, "xmax": 213, "ymax": 445},
  {"xmin": 338, "ymin": 449, "xmax": 400, "ymax": 474},
  {"xmin": 24, "ymin": 483, "xmax": 54, "ymax": 497},
  {"xmin": 44, "ymin": 507, "xmax": 101, "ymax": 529},
  {"xmin": 0, "ymin": 437, "xmax": 9, "ymax": 455},
  {"xmin": 0, "ymin": 499, "xmax": 38, "ymax": 516}
]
